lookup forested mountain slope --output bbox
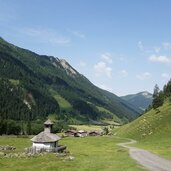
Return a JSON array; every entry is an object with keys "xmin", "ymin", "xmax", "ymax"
[{"xmin": 0, "ymin": 37, "xmax": 141, "ymax": 125}]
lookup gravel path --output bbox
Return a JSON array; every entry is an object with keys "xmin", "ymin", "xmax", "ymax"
[{"xmin": 117, "ymin": 139, "xmax": 171, "ymax": 171}]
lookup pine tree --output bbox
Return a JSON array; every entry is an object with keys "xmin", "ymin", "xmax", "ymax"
[
  {"xmin": 152, "ymin": 84, "xmax": 164, "ymax": 109},
  {"xmin": 164, "ymin": 79, "xmax": 171, "ymax": 97},
  {"xmin": 26, "ymin": 121, "xmax": 32, "ymax": 135}
]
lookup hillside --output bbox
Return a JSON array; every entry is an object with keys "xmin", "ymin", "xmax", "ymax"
[
  {"xmin": 121, "ymin": 91, "xmax": 153, "ymax": 111},
  {"xmin": 0, "ymin": 37, "xmax": 141, "ymax": 127},
  {"xmin": 116, "ymin": 102, "xmax": 171, "ymax": 140},
  {"xmin": 116, "ymin": 101, "xmax": 171, "ymax": 159}
]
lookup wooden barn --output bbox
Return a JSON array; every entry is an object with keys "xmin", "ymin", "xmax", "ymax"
[
  {"xmin": 76, "ymin": 130, "xmax": 88, "ymax": 137},
  {"xmin": 88, "ymin": 131, "xmax": 101, "ymax": 136},
  {"xmin": 64, "ymin": 130, "xmax": 77, "ymax": 137}
]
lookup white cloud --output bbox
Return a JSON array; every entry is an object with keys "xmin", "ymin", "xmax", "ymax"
[
  {"xmin": 120, "ymin": 70, "xmax": 128, "ymax": 77},
  {"xmin": 161, "ymin": 73, "xmax": 170, "ymax": 80},
  {"xmin": 94, "ymin": 61, "xmax": 112, "ymax": 78},
  {"xmin": 98, "ymin": 84, "xmax": 113, "ymax": 92},
  {"xmin": 138, "ymin": 41, "xmax": 144, "ymax": 51},
  {"xmin": 20, "ymin": 28, "xmax": 70, "ymax": 45},
  {"xmin": 138, "ymin": 41, "xmax": 171, "ymax": 54},
  {"xmin": 101, "ymin": 53, "xmax": 113, "ymax": 64},
  {"xmin": 136, "ymin": 72, "xmax": 151, "ymax": 80},
  {"xmin": 137, "ymin": 41, "xmax": 163, "ymax": 54},
  {"xmin": 79, "ymin": 61, "xmax": 86, "ymax": 67},
  {"xmin": 71, "ymin": 31, "xmax": 85, "ymax": 38},
  {"xmin": 162, "ymin": 42, "xmax": 171, "ymax": 50},
  {"xmin": 149, "ymin": 54, "xmax": 171, "ymax": 64}
]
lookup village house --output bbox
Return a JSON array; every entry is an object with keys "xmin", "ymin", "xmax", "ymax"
[
  {"xmin": 76, "ymin": 130, "xmax": 88, "ymax": 137},
  {"xmin": 64, "ymin": 130, "xmax": 88, "ymax": 137},
  {"xmin": 31, "ymin": 119, "xmax": 61, "ymax": 150},
  {"xmin": 65, "ymin": 129, "xmax": 103, "ymax": 137},
  {"xmin": 64, "ymin": 130, "xmax": 77, "ymax": 137},
  {"xmin": 88, "ymin": 131, "xmax": 101, "ymax": 136}
]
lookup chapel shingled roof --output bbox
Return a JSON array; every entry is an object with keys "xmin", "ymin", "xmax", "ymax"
[{"xmin": 31, "ymin": 132, "xmax": 61, "ymax": 143}]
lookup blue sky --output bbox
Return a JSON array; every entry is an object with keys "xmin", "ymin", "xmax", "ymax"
[{"xmin": 0, "ymin": 0, "xmax": 171, "ymax": 96}]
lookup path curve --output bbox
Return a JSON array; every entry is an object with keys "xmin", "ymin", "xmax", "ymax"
[{"xmin": 117, "ymin": 138, "xmax": 171, "ymax": 171}]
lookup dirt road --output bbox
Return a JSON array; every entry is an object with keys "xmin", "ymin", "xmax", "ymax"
[{"xmin": 118, "ymin": 139, "xmax": 171, "ymax": 171}]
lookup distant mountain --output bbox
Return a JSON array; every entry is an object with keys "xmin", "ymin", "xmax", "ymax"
[
  {"xmin": 121, "ymin": 91, "xmax": 153, "ymax": 111},
  {"xmin": 0, "ymin": 37, "xmax": 141, "ymax": 124}
]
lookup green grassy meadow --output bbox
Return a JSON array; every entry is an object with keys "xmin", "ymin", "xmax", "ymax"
[
  {"xmin": 116, "ymin": 102, "xmax": 171, "ymax": 160},
  {"xmin": 0, "ymin": 136, "xmax": 146, "ymax": 171},
  {"xmin": 49, "ymin": 88, "xmax": 72, "ymax": 110},
  {"xmin": 69, "ymin": 124, "xmax": 103, "ymax": 132},
  {"xmin": 96, "ymin": 106, "xmax": 121, "ymax": 123}
]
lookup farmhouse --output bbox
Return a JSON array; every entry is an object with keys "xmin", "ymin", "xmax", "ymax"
[
  {"xmin": 88, "ymin": 131, "xmax": 101, "ymax": 136},
  {"xmin": 31, "ymin": 119, "xmax": 61, "ymax": 150},
  {"xmin": 64, "ymin": 130, "xmax": 77, "ymax": 137},
  {"xmin": 65, "ymin": 130, "xmax": 88, "ymax": 137},
  {"xmin": 76, "ymin": 130, "xmax": 88, "ymax": 137}
]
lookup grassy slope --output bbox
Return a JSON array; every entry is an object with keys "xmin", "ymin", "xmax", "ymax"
[
  {"xmin": 0, "ymin": 136, "xmax": 146, "ymax": 171},
  {"xmin": 9, "ymin": 79, "xmax": 20, "ymax": 86},
  {"xmin": 116, "ymin": 102, "xmax": 171, "ymax": 159},
  {"xmin": 49, "ymin": 88, "xmax": 72, "ymax": 110},
  {"xmin": 96, "ymin": 106, "xmax": 122, "ymax": 123}
]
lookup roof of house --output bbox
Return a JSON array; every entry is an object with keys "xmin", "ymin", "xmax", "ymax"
[
  {"xmin": 78, "ymin": 130, "xmax": 87, "ymax": 133},
  {"xmin": 89, "ymin": 131, "xmax": 101, "ymax": 134},
  {"xmin": 64, "ymin": 130, "xmax": 77, "ymax": 133},
  {"xmin": 44, "ymin": 119, "xmax": 54, "ymax": 125},
  {"xmin": 31, "ymin": 131, "xmax": 61, "ymax": 143}
]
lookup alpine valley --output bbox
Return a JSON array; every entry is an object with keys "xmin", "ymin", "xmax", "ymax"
[{"xmin": 0, "ymin": 37, "xmax": 142, "ymax": 134}]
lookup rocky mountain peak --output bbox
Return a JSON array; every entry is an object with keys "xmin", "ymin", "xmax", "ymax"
[
  {"xmin": 140, "ymin": 91, "xmax": 152, "ymax": 98},
  {"xmin": 59, "ymin": 59, "xmax": 78, "ymax": 77}
]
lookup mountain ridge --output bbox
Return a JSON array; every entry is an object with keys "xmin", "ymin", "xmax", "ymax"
[
  {"xmin": 121, "ymin": 91, "xmax": 153, "ymax": 111},
  {"xmin": 0, "ymin": 37, "xmax": 141, "ymax": 124}
]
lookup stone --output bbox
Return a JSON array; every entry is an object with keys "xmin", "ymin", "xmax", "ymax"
[{"xmin": 66, "ymin": 155, "xmax": 74, "ymax": 160}]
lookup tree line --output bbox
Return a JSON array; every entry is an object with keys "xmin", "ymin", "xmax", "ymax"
[{"xmin": 152, "ymin": 79, "xmax": 171, "ymax": 109}]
